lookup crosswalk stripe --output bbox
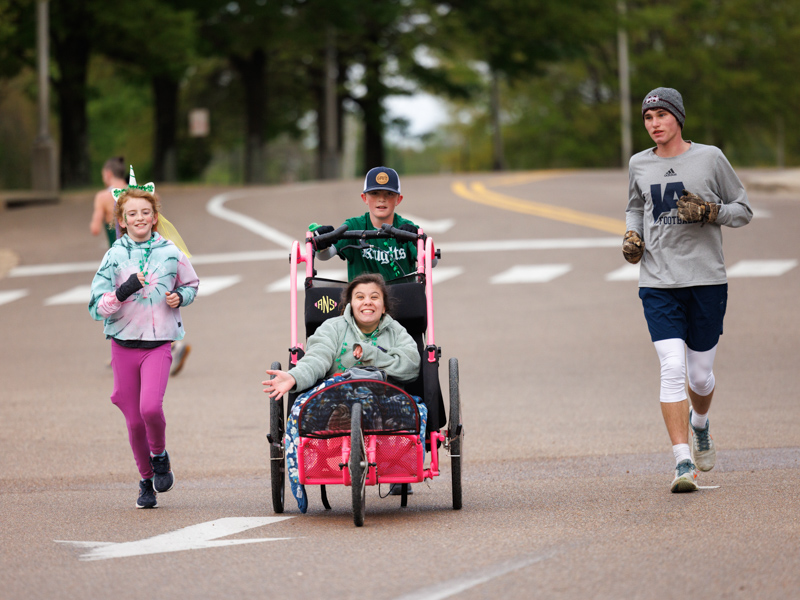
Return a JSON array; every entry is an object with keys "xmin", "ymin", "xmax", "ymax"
[
  {"xmin": 0, "ymin": 289, "xmax": 28, "ymax": 306},
  {"xmin": 401, "ymin": 214, "xmax": 455, "ymax": 233},
  {"xmin": 41, "ymin": 277, "xmax": 240, "ymax": 307},
  {"xmin": 727, "ymin": 259, "xmax": 797, "ymax": 277},
  {"xmin": 605, "ymin": 264, "xmax": 640, "ymax": 281},
  {"xmin": 45, "ymin": 285, "xmax": 92, "ymax": 306},
  {"xmin": 430, "ymin": 266, "xmax": 464, "ymax": 284},
  {"xmin": 197, "ymin": 275, "xmax": 242, "ymax": 297},
  {"xmin": 266, "ymin": 267, "xmax": 464, "ymax": 293},
  {"xmin": 490, "ymin": 264, "xmax": 571, "ymax": 284},
  {"xmin": 267, "ymin": 270, "xmax": 348, "ymax": 293}
]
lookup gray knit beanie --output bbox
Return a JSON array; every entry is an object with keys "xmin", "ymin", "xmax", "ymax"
[{"xmin": 642, "ymin": 87, "xmax": 685, "ymax": 128}]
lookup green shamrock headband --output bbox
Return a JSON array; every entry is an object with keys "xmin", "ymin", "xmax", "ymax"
[{"xmin": 111, "ymin": 165, "xmax": 155, "ymax": 201}]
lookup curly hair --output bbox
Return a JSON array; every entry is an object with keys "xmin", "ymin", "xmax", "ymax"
[
  {"xmin": 114, "ymin": 188, "xmax": 161, "ymax": 234},
  {"xmin": 340, "ymin": 273, "xmax": 393, "ymax": 316}
]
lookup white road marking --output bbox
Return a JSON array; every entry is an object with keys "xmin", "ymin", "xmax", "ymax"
[
  {"xmin": 401, "ymin": 214, "xmax": 455, "ymax": 233},
  {"xmin": 605, "ymin": 264, "xmax": 640, "ymax": 281},
  {"xmin": 429, "ymin": 266, "xmax": 464, "ymax": 284},
  {"xmin": 196, "ymin": 275, "xmax": 242, "ymax": 297},
  {"xmin": 56, "ymin": 516, "xmax": 293, "ymax": 561},
  {"xmin": 393, "ymin": 552, "xmax": 555, "ymax": 600},
  {"xmin": 266, "ymin": 266, "xmax": 464, "ymax": 292},
  {"xmin": 6, "ymin": 238, "xmax": 623, "ymax": 279},
  {"xmin": 191, "ymin": 249, "xmax": 288, "ymax": 265},
  {"xmin": 44, "ymin": 285, "xmax": 92, "ymax": 306},
  {"xmin": 439, "ymin": 237, "xmax": 619, "ymax": 253},
  {"xmin": 490, "ymin": 264, "xmax": 571, "ymax": 284},
  {"xmin": 207, "ymin": 191, "xmax": 295, "ymax": 248},
  {"xmin": 727, "ymin": 259, "xmax": 797, "ymax": 277},
  {"xmin": 698, "ymin": 485, "xmax": 720, "ymax": 489},
  {"xmin": 0, "ymin": 289, "xmax": 28, "ymax": 306},
  {"xmin": 10, "ymin": 261, "xmax": 100, "ymax": 277},
  {"xmin": 751, "ymin": 208, "xmax": 771, "ymax": 218},
  {"xmin": 267, "ymin": 269, "xmax": 348, "ymax": 292}
]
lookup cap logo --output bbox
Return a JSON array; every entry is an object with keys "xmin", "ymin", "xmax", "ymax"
[
  {"xmin": 375, "ymin": 172, "xmax": 390, "ymax": 185},
  {"xmin": 644, "ymin": 96, "xmax": 660, "ymax": 104}
]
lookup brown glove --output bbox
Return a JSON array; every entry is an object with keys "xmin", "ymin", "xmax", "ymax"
[
  {"xmin": 622, "ymin": 230, "xmax": 644, "ymax": 264},
  {"xmin": 677, "ymin": 190, "xmax": 719, "ymax": 226}
]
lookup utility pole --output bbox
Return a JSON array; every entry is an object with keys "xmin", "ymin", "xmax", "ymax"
[
  {"xmin": 617, "ymin": 0, "xmax": 632, "ymax": 168},
  {"xmin": 32, "ymin": 0, "xmax": 59, "ymax": 194}
]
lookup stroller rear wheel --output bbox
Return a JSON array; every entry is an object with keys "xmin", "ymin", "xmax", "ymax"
[
  {"xmin": 350, "ymin": 403, "xmax": 366, "ymax": 527},
  {"xmin": 269, "ymin": 361, "xmax": 285, "ymax": 513},
  {"xmin": 449, "ymin": 357, "xmax": 463, "ymax": 510}
]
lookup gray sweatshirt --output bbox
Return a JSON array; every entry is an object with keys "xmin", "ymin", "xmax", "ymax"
[
  {"xmin": 288, "ymin": 304, "xmax": 420, "ymax": 392},
  {"xmin": 626, "ymin": 142, "xmax": 752, "ymax": 288}
]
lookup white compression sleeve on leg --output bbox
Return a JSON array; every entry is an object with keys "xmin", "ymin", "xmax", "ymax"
[
  {"xmin": 653, "ymin": 338, "xmax": 687, "ymax": 403},
  {"xmin": 687, "ymin": 344, "xmax": 717, "ymax": 397}
]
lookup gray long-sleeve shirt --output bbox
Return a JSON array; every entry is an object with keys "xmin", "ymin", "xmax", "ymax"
[{"xmin": 626, "ymin": 142, "xmax": 752, "ymax": 288}]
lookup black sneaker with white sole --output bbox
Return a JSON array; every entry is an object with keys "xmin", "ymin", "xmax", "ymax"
[
  {"xmin": 150, "ymin": 451, "xmax": 174, "ymax": 493},
  {"xmin": 137, "ymin": 478, "xmax": 157, "ymax": 508}
]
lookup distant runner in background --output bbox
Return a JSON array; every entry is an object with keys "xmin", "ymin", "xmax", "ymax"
[{"xmin": 89, "ymin": 156, "xmax": 127, "ymax": 247}]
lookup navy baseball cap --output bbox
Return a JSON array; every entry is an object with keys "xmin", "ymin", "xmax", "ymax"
[{"xmin": 363, "ymin": 167, "xmax": 401, "ymax": 194}]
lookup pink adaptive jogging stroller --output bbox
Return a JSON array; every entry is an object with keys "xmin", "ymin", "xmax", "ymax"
[{"xmin": 266, "ymin": 224, "xmax": 463, "ymax": 526}]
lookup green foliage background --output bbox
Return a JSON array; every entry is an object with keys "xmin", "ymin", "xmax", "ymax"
[{"xmin": 1, "ymin": 0, "xmax": 799, "ymax": 189}]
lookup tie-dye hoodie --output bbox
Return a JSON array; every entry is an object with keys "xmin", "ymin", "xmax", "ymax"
[{"xmin": 89, "ymin": 232, "xmax": 199, "ymax": 341}]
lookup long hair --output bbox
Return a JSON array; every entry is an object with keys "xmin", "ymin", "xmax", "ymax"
[
  {"xmin": 340, "ymin": 273, "xmax": 393, "ymax": 316},
  {"xmin": 114, "ymin": 188, "xmax": 161, "ymax": 235}
]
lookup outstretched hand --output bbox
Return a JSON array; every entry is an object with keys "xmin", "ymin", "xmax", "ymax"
[{"xmin": 262, "ymin": 369, "xmax": 297, "ymax": 400}]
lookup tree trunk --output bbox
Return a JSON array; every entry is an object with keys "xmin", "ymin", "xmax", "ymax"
[
  {"xmin": 361, "ymin": 34, "xmax": 385, "ymax": 171},
  {"xmin": 152, "ymin": 76, "xmax": 179, "ymax": 182},
  {"xmin": 51, "ymin": 11, "xmax": 92, "ymax": 188},
  {"xmin": 490, "ymin": 69, "xmax": 506, "ymax": 171},
  {"xmin": 233, "ymin": 49, "xmax": 267, "ymax": 184}
]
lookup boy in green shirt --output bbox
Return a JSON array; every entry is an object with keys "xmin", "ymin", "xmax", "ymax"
[{"xmin": 315, "ymin": 166, "xmax": 422, "ymax": 282}]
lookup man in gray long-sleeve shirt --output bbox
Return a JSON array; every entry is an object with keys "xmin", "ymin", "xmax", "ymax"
[{"xmin": 623, "ymin": 87, "xmax": 752, "ymax": 493}]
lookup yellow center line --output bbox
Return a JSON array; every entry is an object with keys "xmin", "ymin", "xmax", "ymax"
[{"xmin": 452, "ymin": 173, "xmax": 627, "ymax": 236}]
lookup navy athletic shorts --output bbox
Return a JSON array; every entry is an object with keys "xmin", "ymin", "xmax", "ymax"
[{"xmin": 639, "ymin": 284, "xmax": 728, "ymax": 352}]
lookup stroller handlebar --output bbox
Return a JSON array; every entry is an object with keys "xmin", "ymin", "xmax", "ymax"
[{"xmin": 312, "ymin": 223, "xmax": 421, "ymax": 250}]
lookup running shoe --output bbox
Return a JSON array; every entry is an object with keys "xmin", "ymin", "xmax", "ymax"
[
  {"xmin": 690, "ymin": 409, "xmax": 716, "ymax": 472},
  {"xmin": 170, "ymin": 341, "xmax": 191, "ymax": 376},
  {"xmin": 670, "ymin": 459, "xmax": 698, "ymax": 493},
  {"xmin": 137, "ymin": 478, "xmax": 157, "ymax": 508},
  {"xmin": 150, "ymin": 451, "xmax": 174, "ymax": 493}
]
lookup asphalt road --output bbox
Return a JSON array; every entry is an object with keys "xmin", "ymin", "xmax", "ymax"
[{"xmin": 1, "ymin": 169, "xmax": 798, "ymax": 599}]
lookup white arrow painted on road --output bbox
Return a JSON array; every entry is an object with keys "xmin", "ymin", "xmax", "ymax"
[{"xmin": 56, "ymin": 516, "xmax": 293, "ymax": 561}]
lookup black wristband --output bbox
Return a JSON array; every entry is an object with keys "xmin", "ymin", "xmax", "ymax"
[
  {"xmin": 116, "ymin": 273, "xmax": 143, "ymax": 302},
  {"xmin": 173, "ymin": 291, "xmax": 184, "ymax": 307}
]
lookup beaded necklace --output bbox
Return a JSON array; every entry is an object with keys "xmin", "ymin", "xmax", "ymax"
[
  {"xmin": 138, "ymin": 236, "xmax": 152, "ymax": 286},
  {"xmin": 335, "ymin": 327, "xmax": 380, "ymax": 372}
]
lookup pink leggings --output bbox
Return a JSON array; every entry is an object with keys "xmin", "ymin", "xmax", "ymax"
[{"xmin": 110, "ymin": 341, "xmax": 172, "ymax": 479}]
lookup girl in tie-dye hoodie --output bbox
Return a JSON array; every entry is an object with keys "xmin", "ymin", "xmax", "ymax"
[{"xmin": 89, "ymin": 185, "xmax": 199, "ymax": 509}]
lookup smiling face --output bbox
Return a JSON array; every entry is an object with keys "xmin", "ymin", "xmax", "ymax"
[
  {"xmin": 119, "ymin": 196, "xmax": 158, "ymax": 242},
  {"xmin": 644, "ymin": 108, "xmax": 682, "ymax": 148},
  {"xmin": 361, "ymin": 190, "xmax": 403, "ymax": 228},
  {"xmin": 350, "ymin": 282, "xmax": 386, "ymax": 334}
]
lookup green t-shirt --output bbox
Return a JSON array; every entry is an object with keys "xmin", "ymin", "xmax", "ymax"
[{"xmin": 334, "ymin": 212, "xmax": 418, "ymax": 282}]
